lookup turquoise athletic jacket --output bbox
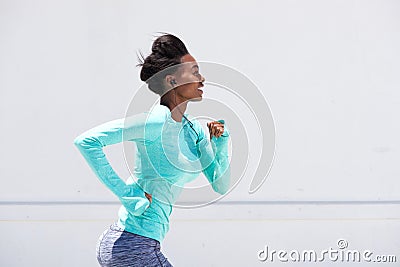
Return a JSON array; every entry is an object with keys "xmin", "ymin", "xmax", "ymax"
[{"xmin": 73, "ymin": 104, "xmax": 230, "ymax": 242}]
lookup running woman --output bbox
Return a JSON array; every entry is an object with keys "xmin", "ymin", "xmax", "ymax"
[{"xmin": 74, "ymin": 33, "xmax": 230, "ymax": 266}]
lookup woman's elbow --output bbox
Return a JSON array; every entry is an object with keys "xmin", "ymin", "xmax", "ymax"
[
  {"xmin": 73, "ymin": 135, "xmax": 84, "ymax": 147},
  {"xmin": 215, "ymin": 186, "xmax": 229, "ymax": 195},
  {"xmin": 73, "ymin": 135, "xmax": 100, "ymax": 153},
  {"xmin": 213, "ymin": 183, "xmax": 230, "ymax": 195},
  {"xmin": 73, "ymin": 134, "xmax": 98, "ymax": 147},
  {"xmin": 212, "ymin": 173, "xmax": 231, "ymax": 195},
  {"xmin": 73, "ymin": 135, "xmax": 90, "ymax": 149}
]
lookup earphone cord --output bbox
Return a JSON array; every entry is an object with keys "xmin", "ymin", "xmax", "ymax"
[{"xmin": 173, "ymin": 90, "xmax": 200, "ymax": 142}]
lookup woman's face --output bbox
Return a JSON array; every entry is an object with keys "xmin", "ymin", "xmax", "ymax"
[{"xmin": 170, "ymin": 54, "xmax": 205, "ymax": 102}]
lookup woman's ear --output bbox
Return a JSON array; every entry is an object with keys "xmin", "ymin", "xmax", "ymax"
[{"xmin": 165, "ymin": 75, "xmax": 176, "ymax": 87}]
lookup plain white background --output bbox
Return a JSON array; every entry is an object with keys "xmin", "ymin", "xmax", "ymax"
[{"xmin": 1, "ymin": 0, "xmax": 399, "ymax": 266}]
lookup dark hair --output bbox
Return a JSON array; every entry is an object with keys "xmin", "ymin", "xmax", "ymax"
[{"xmin": 137, "ymin": 33, "xmax": 189, "ymax": 95}]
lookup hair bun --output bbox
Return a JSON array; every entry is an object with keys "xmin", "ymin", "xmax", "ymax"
[
  {"xmin": 151, "ymin": 41, "xmax": 163, "ymax": 54},
  {"xmin": 150, "ymin": 34, "xmax": 189, "ymax": 58}
]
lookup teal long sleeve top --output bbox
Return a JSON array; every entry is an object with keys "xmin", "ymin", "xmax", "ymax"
[{"xmin": 73, "ymin": 104, "xmax": 230, "ymax": 242}]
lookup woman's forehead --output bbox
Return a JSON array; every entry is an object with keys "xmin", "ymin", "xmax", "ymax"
[{"xmin": 181, "ymin": 54, "xmax": 196, "ymax": 63}]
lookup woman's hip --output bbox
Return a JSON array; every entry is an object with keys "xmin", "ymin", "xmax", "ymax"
[{"xmin": 96, "ymin": 222, "xmax": 173, "ymax": 266}]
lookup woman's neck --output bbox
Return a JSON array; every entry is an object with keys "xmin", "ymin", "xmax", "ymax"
[{"xmin": 160, "ymin": 97, "xmax": 188, "ymax": 123}]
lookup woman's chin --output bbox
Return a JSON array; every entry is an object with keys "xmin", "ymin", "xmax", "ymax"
[{"xmin": 190, "ymin": 96, "xmax": 202, "ymax": 102}]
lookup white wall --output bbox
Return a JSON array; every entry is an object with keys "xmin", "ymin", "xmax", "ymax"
[{"xmin": 1, "ymin": 0, "xmax": 399, "ymax": 266}]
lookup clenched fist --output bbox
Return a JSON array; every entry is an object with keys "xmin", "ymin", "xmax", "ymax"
[{"xmin": 207, "ymin": 121, "xmax": 225, "ymax": 140}]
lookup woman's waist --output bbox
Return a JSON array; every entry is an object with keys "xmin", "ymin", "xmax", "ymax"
[{"xmin": 119, "ymin": 200, "xmax": 172, "ymax": 224}]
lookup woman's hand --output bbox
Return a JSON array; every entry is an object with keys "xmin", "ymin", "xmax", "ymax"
[{"xmin": 207, "ymin": 121, "xmax": 225, "ymax": 140}]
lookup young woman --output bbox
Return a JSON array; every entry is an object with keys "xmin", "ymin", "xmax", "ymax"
[{"xmin": 74, "ymin": 33, "xmax": 231, "ymax": 266}]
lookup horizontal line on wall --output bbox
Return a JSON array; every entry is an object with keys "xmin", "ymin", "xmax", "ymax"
[
  {"xmin": 0, "ymin": 200, "xmax": 400, "ymax": 206},
  {"xmin": 1, "ymin": 218, "xmax": 400, "ymax": 223}
]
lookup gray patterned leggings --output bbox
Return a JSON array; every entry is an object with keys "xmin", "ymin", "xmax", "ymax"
[{"xmin": 96, "ymin": 223, "xmax": 174, "ymax": 266}]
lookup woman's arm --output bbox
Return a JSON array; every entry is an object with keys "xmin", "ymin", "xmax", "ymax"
[
  {"xmin": 195, "ymin": 120, "xmax": 231, "ymax": 195},
  {"xmin": 73, "ymin": 113, "xmax": 159, "ymax": 215}
]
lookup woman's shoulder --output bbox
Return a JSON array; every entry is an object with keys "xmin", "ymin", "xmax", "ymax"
[
  {"xmin": 122, "ymin": 107, "xmax": 168, "ymax": 142},
  {"xmin": 126, "ymin": 105, "xmax": 168, "ymax": 124}
]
